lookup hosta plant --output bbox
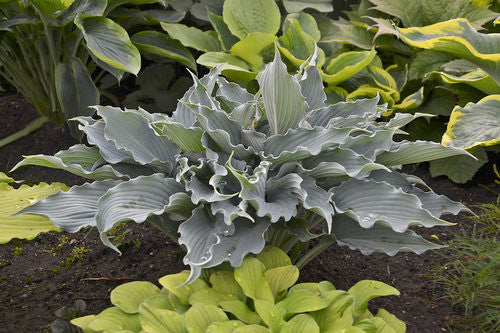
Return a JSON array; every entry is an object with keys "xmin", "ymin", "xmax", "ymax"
[
  {"xmin": 13, "ymin": 49, "xmax": 471, "ymax": 283},
  {"xmin": 72, "ymin": 247, "xmax": 406, "ymax": 333}
]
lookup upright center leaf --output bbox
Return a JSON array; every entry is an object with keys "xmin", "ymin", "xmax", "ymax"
[{"xmin": 257, "ymin": 48, "xmax": 308, "ymax": 135}]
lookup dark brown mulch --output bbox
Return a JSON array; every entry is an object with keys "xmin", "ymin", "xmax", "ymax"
[{"xmin": 0, "ymin": 94, "xmax": 498, "ymax": 332}]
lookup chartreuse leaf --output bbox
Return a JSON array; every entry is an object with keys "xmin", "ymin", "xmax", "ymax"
[
  {"xmin": 322, "ymin": 49, "xmax": 376, "ymax": 86},
  {"xmin": 234, "ymin": 325, "xmax": 270, "ymax": 333},
  {"xmin": 152, "ymin": 121, "xmax": 204, "ymax": 152},
  {"xmin": 71, "ymin": 315, "xmax": 96, "ymax": 332},
  {"xmin": 29, "ymin": 0, "xmax": 73, "ymax": 15},
  {"xmin": 230, "ymin": 33, "xmax": 277, "ymax": 72},
  {"xmin": 283, "ymin": 13, "xmax": 321, "ymax": 42},
  {"xmin": 110, "ymin": 281, "xmax": 160, "ymax": 314},
  {"xmin": 207, "ymin": 320, "xmax": 246, "ymax": 333},
  {"xmin": 75, "ymin": 14, "xmax": 140, "ymax": 75},
  {"xmin": 254, "ymin": 300, "xmax": 285, "ymax": 332},
  {"xmin": 397, "ymin": 19, "xmax": 500, "ymax": 85},
  {"xmin": 442, "ymin": 95, "xmax": 500, "ymax": 149},
  {"xmin": 278, "ymin": 19, "xmax": 317, "ymax": 66},
  {"xmin": 139, "ymin": 300, "xmax": 186, "ymax": 333},
  {"xmin": 256, "ymin": 247, "xmax": 292, "ymax": 270},
  {"xmin": 159, "ymin": 270, "xmax": 208, "ymax": 305},
  {"xmin": 88, "ymin": 307, "xmax": 140, "ymax": 331},
  {"xmin": 264, "ymin": 265, "xmax": 299, "ymax": 299},
  {"xmin": 209, "ymin": 270, "xmax": 245, "ymax": 299},
  {"xmin": 234, "ymin": 257, "xmax": 274, "ymax": 302},
  {"xmin": 161, "ymin": 23, "xmax": 221, "ymax": 52},
  {"xmin": 188, "ymin": 287, "xmax": 239, "ymax": 306},
  {"xmin": 277, "ymin": 290, "xmax": 327, "ymax": 316},
  {"xmin": 280, "ymin": 314, "xmax": 320, "ymax": 333},
  {"xmin": 0, "ymin": 181, "xmax": 68, "ymax": 244},
  {"xmin": 257, "ymin": 48, "xmax": 307, "ymax": 135},
  {"xmin": 310, "ymin": 291, "xmax": 354, "ymax": 331},
  {"xmin": 219, "ymin": 301, "xmax": 261, "ymax": 324},
  {"xmin": 348, "ymin": 280, "xmax": 400, "ymax": 318},
  {"xmin": 0, "ymin": 173, "xmax": 14, "ymax": 183},
  {"xmin": 131, "ymin": 31, "xmax": 197, "ymax": 71},
  {"xmin": 222, "ymin": 0, "xmax": 280, "ymax": 40},
  {"xmin": 185, "ymin": 304, "xmax": 228, "ymax": 333},
  {"xmin": 392, "ymin": 87, "xmax": 425, "ymax": 113},
  {"xmin": 376, "ymin": 309, "xmax": 406, "ymax": 333}
]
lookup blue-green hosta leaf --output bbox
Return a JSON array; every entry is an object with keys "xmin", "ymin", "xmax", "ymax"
[
  {"xmin": 95, "ymin": 175, "xmax": 190, "ymax": 249},
  {"xmin": 96, "ymin": 106, "xmax": 180, "ymax": 171},
  {"xmin": 421, "ymin": 0, "xmax": 498, "ymax": 29},
  {"xmin": 216, "ymin": 76, "xmax": 254, "ymax": 108},
  {"xmin": 75, "ymin": 14, "xmax": 140, "ymax": 75},
  {"xmin": 16, "ymin": 180, "xmax": 119, "ymax": 233},
  {"xmin": 222, "ymin": 0, "xmax": 280, "ymax": 40},
  {"xmin": 369, "ymin": 0, "xmax": 422, "ymax": 27},
  {"xmin": 376, "ymin": 140, "xmax": 473, "ymax": 166},
  {"xmin": 283, "ymin": 0, "xmax": 333, "ymax": 13},
  {"xmin": 322, "ymin": 49, "xmax": 376, "ymax": 86},
  {"xmin": 429, "ymin": 148, "xmax": 489, "ymax": 184},
  {"xmin": 211, "ymin": 199, "xmax": 254, "ymax": 225},
  {"xmin": 55, "ymin": 57, "xmax": 99, "ymax": 139},
  {"xmin": 348, "ymin": 280, "xmax": 399, "ymax": 318},
  {"xmin": 295, "ymin": 175, "xmax": 334, "ymax": 231},
  {"xmin": 295, "ymin": 48, "xmax": 326, "ymax": 111},
  {"xmin": 110, "ymin": 281, "xmax": 160, "ymax": 314},
  {"xmin": 442, "ymin": 95, "xmax": 500, "ymax": 149},
  {"xmin": 330, "ymin": 179, "xmax": 453, "ymax": 232},
  {"xmin": 281, "ymin": 314, "xmax": 320, "ymax": 333},
  {"xmin": 11, "ymin": 145, "xmax": 127, "ymax": 181},
  {"xmin": 131, "ymin": 31, "xmax": 197, "ymax": 71},
  {"xmin": 185, "ymin": 304, "xmax": 228, "ymax": 333},
  {"xmin": 257, "ymin": 48, "xmax": 308, "ymax": 135},
  {"xmin": 331, "ymin": 215, "xmax": 443, "ymax": 256},
  {"xmin": 0, "ymin": 181, "xmax": 68, "ymax": 244},
  {"xmin": 235, "ymin": 257, "xmax": 274, "ymax": 301},
  {"xmin": 301, "ymin": 148, "xmax": 390, "ymax": 179},
  {"xmin": 262, "ymin": 127, "xmax": 353, "ymax": 165},
  {"xmin": 305, "ymin": 96, "xmax": 380, "ymax": 128},
  {"xmin": 340, "ymin": 129, "xmax": 396, "ymax": 160},
  {"xmin": 397, "ymin": 19, "xmax": 500, "ymax": 85},
  {"xmin": 208, "ymin": 11, "xmax": 239, "ymax": 51},
  {"xmin": 161, "ymin": 23, "xmax": 221, "ymax": 52}
]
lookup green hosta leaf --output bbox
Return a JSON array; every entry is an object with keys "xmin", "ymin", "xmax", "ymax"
[
  {"xmin": 321, "ymin": 17, "xmax": 373, "ymax": 50},
  {"xmin": 185, "ymin": 304, "xmax": 229, "ymax": 333},
  {"xmin": 219, "ymin": 301, "xmax": 261, "ymax": 324},
  {"xmin": 376, "ymin": 140, "xmax": 473, "ymax": 165},
  {"xmin": 442, "ymin": 95, "xmax": 500, "ymax": 149},
  {"xmin": 264, "ymin": 265, "xmax": 299, "ymax": 299},
  {"xmin": 152, "ymin": 121, "xmax": 204, "ymax": 152},
  {"xmin": 322, "ymin": 49, "xmax": 376, "ymax": 86},
  {"xmin": 0, "ymin": 181, "xmax": 68, "ymax": 244},
  {"xmin": 431, "ymin": 70, "xmax": 500, "ymax": 95},
  {"xmin": 15, "ymin": 180, "xmax": 119, "ymax": 233},
  {"xmin": 283, "ymin": 0, "xmax": 333, "ymax": 13},
  {"xmin": 29, "ymin": 0, "xmax": 73, "ymax": 15},
  {"xmin": 369, "ymin": 0, "xmax": 422, "ymax": 27},
  {"xmin": 330, "ymin": 179, "xmax": 452, "ymax": 232},
  {"xmin": 110, "ymin": 281, "xmax": 160, "ymax": 314},
  {"xmin": 278, "ymin": 19, "xmax": 317, "ymax": 66},
  {"xmin": 88, "ymin": 307, "xmax": 140, "ymax": 331},
  {"xmin": 256, "ymin": 246, "xmax": 292, "ymax": 270},
  {"xmin": 208, "ymin": 11, "xmax": 239, "ymax": 51},
  {"xmin": 429, "ymin": 147, "xmax": 488, "ymax": 184},
  {"xmin": 230, "ymin": 33, "xmax": 277, "ymax": 72},
  {"xmin": 55, "ymin": 57, "xmax": 99, "ymax": 139},
  {"xmin": 348, "ymin": 280, "xmax": 399, "ymax": 318},
  {"xmin": 397, "ymin": 19, "xmax": 500, "ymax": 85},
  {"xmin": 75, "ymin": 14, "xmax": 140, "ymax": 75},
  {"xmin": 234, "ymin": 257, "xmax": 274, "ymax": 302},
  {"xmin": 253, "ymin": 300, "xmax": 285, "ymax": 332},
  {"xmin": 161, "ymin": 23, "xmax": 221, "ymax": 52},
  {"xmin": 197, "ymin": 52, "xmax": 253, "ymax": 80},
  {"xmin": 56, "ymin": 0, "xmax": 107, "ymax": 25},
  {"xmin": 131, "ymin": 31, "xmax": 197, "ymax": 71},
  {"xmin": 283, "ymin": 13, "xmax": 321, "ymax": 42},
  {"xmin": 281, "ymin": 314, "xmax": 320, "ymax": 333},
  {"xmin": 277, "ymin": 290, "xmax": 328, "ymax": 315},
  {"xmin": 408, "ymin": 50, "xmax": 455, "ymax": 81},
  {"xmin": 222, "ymin": 0, "xmax": 280, "ymax": 40},
  {"xmin": 11, "ymin": 145, "xmax": 127, "ymax": 181},
  {"xmin": 422, "ymin": 0, "xmax": 498, "ymax": 29},
  {"xmin": 331, "ymin": 215, "xmax": 443, "ymax": 256},
  {"xmin": 257, "ymin": 48, "xmax": 307, "ymax": 135}
]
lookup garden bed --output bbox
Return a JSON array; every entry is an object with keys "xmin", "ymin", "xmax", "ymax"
[{"xmin": 0, "ymin": 94, "xmax": 498, "ymax": 332}]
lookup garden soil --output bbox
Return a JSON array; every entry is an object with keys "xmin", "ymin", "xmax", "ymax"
[{"xmin": 0, "ymin": 94, "xmax": 498, "ymax": 332}]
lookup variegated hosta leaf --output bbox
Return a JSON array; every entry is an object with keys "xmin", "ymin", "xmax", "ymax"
[
  {"xmin": 397, "ymin": 19, "xmax": 500, "ymax": 85},
  {"xmin": 331, "ymin": 215, "xmax": 442, "ymax": 256},
  {"xmin": 431, "ymin": 70, "xmax": 500, "ymax": 95},
  {"xmin": 330, "ymin": 179, "xmax": 453, "ymax": 233},
  {"xmin": 257, "ymin": 48, "xmax": 308, "ymax": 135},
  {"xmin": 10, "ymin": 145, "xmax": 127, "ymax": 181},
  {"xmin": 16, "ymin": 180, "xmax": 120, "ymax": 233},
  {"xmin": 442, "ymin": 95, "xmax": 500, "ymax": 149}
]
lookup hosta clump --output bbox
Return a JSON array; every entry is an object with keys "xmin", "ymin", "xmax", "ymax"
[
  {"xmin": 72, "ymin": 247, "xmax": 406, "ymax": 333},
  {"xmin": 14, "ymin": 49, "xmax": 471, "ymax": 283}
]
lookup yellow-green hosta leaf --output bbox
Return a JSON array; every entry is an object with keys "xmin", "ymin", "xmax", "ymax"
[
  {"xmin": 188, "ymin": 287, "xmax": 239, "ymax": 306},
  {"xmin": 234, "ymin": 325, "xmax": 270, "ymax": 333},
  {"xmin": 0, "ymin": 172, "xmax": 14, "ymax": 183},
  {"xmin": 230, "ymin": 33, "xmax": 277, "ymax": 72},
  {"xmin": 75, "ymin": 14, "xmax": 141, "ymax": 75},
  {"xmin": 29, "ymin": 0, "xmax": 74, "ymax": 15},
  {"xmin": 139, "ymin": 302, "xmax": 186, "ymax": 333},
  {"xmin": 110, "ymin": 281, "xmax": 160, "ymax": 314},
  {"xmin": 367, "ymin": 65, "xmax": 399, "ymax": 94},
  {"xmin": 219, "ymin": 300, "xmax": 262, "ymax": 324},
  {"xmin": 283, "ymin": 12, "xmax": 321, "ymax": 42},
  {"xmin": 347, "ymin": 280, "xmax": 400, "ymax": 319},
  {"xmin": 278, "ymin": 19, "xmax": 317, "ymax": 67},
  {"xmin": 431, "ymin": 70, "xmax": 500, "ymax": 94},
  {"xmin": 185, "ymin": 304, "xmax": 228, "ymax": 333},
  {"xmin": 207, "ymin": 320, "xmax": 246, "ymax": 333},
  {"xmin": 161, "ymin": 23, "xmax": 222, "ymax": 52},
  {"xmin": 375, "ymin": 309, "xmax": 406, "ymax": 333},
  {"xmin": 442, "ymin": 95, "xmax": 500, "ymax": 149},
  {"xmin": 322, "ymin": 48, "xmax": 376, "ymax": 86},
  {"xmin": 397, "ymin": 19, "xmax": 500, "ymax": 85},
  {"xmin": 209, "ymin": 270, "xmax": 245, "ymax": 300},
  {"xmin": 222, "ymin": 0, "xmax": 281, "ymax": 40},
  {"xmin": 71, "ymin": 315, "xmax": 96, "ymax": 333},
  {"xmin": 197, "ymin": 52, "xmax": 256, "ymax": 83},
  {"xmin": 391, "ymin": 87, "xmax": 425, "ymax": 113},
  {"xmin": 234, "ymin": 257, "xmax": 274, "ymax": 302},
  {"xmin": 277, "ymin": 290, "xmax": 327, "ymax": 316},
  {"xmin": 158, "ymin": 270, "xmax": 208, "ymax": 305},
  {"xmin": 347, "ymin": 85, "xmax": 395, "ymax": 108},
  {"xmin": 280, "ymin": 314, "xmax": 320, "ymax": 333},
  {"xmin": 0, "ymin": 181, "xmax": 68, "ymax": 244},
  {"xmin": 88, "ymin": 307, "xmax": 141, "ymax": 331},
  {"xmin": 264, "ymin": 265, "xmax": 299, "ymax": 299},
  {"xmin": 254, "ymin": 300, "xmax": 285, "ymax": 332},
  {"xmin": 256, "ymin": 246, "xmax": 292, "ymax": 270}
]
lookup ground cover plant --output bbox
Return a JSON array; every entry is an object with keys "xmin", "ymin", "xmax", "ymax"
[
  {"xmin": 71, "ymin": 246, "xmax": 407, "ymax": 332},
  {"xmin": 12, "ymin": 49, "xmax": 472, "ymax": 285}
]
